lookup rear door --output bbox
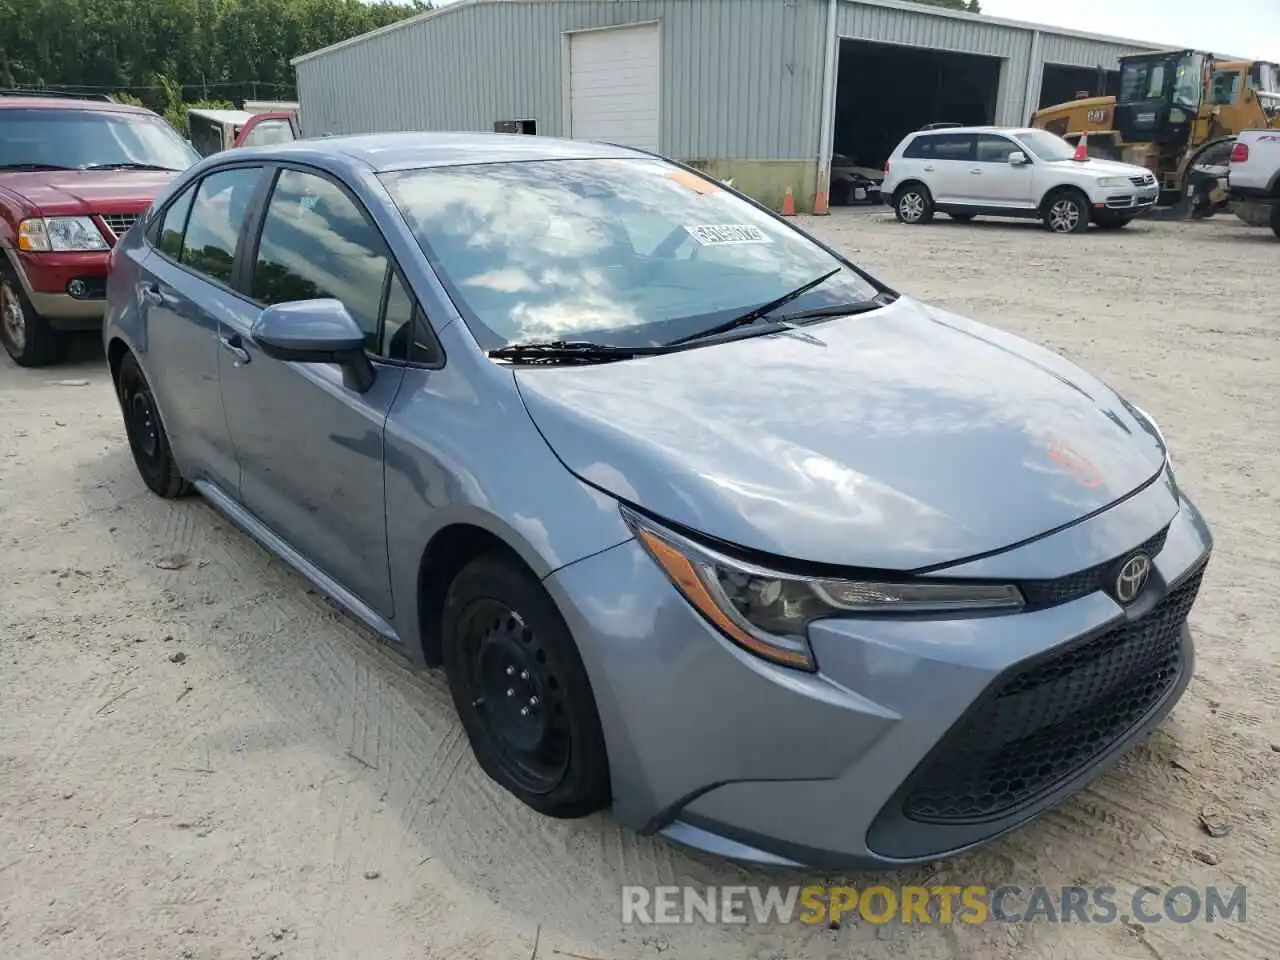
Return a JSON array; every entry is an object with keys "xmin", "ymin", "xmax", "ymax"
[
  {"xmin": 216, "ymin": 165, "xmax": 409, "ymax": 616},
  {"xmin": 135, "ymin": 164, "xmax": 267, "ymax": 491},
  {"xmin": 909, "ymin": 133, "xmax": 977, "ymax": 204}
]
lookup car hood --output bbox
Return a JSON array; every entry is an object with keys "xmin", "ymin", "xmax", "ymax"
[
  {"xmin": 0, "ymin": 170, "xmax": 176, "ymax": 216},
  {"xmin": 1053, "ymin": 157, "xmax": 1152, "ymax": 179},
  {"xmin": 514, "ymin": 297, "xmax": 1167, "ymax": 571}
]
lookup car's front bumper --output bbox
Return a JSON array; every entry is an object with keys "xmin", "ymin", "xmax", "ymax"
[
  {"xmin": 4, "ymin": 248, "xmax": 109, "ymax": 328},
  {"xmin": 1098, "ymin": 187, "xmax": 1160, "ymax": 212},
  {"xmin": 545, "ymin": 469, "xmax": 1212, "ymax": 871}
]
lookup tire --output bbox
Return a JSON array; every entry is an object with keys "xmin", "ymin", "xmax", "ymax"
[
  {"xmin": 894, "ymin": 183, "xmax": 934, "ymax": 224},
  {"xmin": 1, "ymin": 268, "xmax": 64, "ymax": 367},
  {"xmin": 1271, "ymin": 202, "xmax": 1280, "ymax": 241},
  {"xmin": 948, "ymin": 212, "xmax": 976, "ymax": 222},
  {"xmin": 442, "ymin": 553, "xmax": 611, "ymax": 819},
  {"xmin": 1042, "ymin": 189, "xmax": 1090, "ymax": 234},
  {"xmin": 115, "ymin": 352, "xmax": 191, "ymax": 498}
]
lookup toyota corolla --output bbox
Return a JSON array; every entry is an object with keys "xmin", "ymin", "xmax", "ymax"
[{"xmin": 104, "ymin": 133, "xmax": 1212, "ymax": 870}]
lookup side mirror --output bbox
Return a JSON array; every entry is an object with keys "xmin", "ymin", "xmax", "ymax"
[
  {"xmin": 251, "ymin": 299, "xmax": 376, "ymax": 393},
  {"xmin": 1009, "ymin": 151, "xmax": 1030, "ymax": 166}
]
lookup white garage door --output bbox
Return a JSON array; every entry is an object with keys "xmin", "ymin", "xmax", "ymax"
[{"xmin": 568, "ymin": 24, "xmax": 660, "ymax": 152}]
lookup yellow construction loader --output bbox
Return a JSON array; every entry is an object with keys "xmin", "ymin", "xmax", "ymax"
[{"xmin": 1031, "ymin": 50, "xmax": 1280, "ymax": 217}]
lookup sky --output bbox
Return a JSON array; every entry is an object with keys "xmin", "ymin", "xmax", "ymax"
[
  {"xmin": 423, "ymin": 0, "xmax": 1278, "ymax": 61},
  {"xmin": 938, "ymin": 0, "xmax": 1275, "ymax": 60}
]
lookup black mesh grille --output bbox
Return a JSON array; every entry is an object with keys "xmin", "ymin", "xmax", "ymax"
[
  {"xmin": 1019, "ymin": 527, "xmax": 1169, "ymax": 608},
  {"xmin": 902, "ymin": 565, "xmax": 1204, "ymax": 824}
]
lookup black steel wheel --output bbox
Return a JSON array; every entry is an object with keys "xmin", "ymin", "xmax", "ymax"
[
  {"xmin": 442, "ymin": 554, "xmax": 610, "ymax": 817},
  {"xmin": 116, "ymin": 352, "xmax": 191, "ymax": 498}
]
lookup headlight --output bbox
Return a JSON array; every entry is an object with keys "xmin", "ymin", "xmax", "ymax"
[
  {"xmin": 18, "ymin": 217, "xmax": 109, "ymax": 252},
  {"xmin": 624, "ymin": 508, "xmax": 1024, "ymax": 673},
  {"xmin": 1096, "ymin": 176, "xmax": 1130, "ymax": 188}
]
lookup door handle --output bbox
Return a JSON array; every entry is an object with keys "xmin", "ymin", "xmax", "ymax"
[
  {"xmin": 970, "ymin": 169, "xmax": 983, "ymax": 175},
  {"xmin": 219, "ymin": 333, "xmax": 251, "ymax": 366},
  {"xmin": 923, "ymin": 165, "xmax": 935, "ymax": 172},
  {"xmin": 140, "ymin": 283, "xmax": 164, "ymax": 306}
]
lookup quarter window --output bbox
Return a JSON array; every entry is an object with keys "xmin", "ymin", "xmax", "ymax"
[
  {"xmin": 180, "ymin": 167, "xmax": 264, "ymax": 285},
  {"xmin": 1211, "ymin": 71, "xmax": 1240, "ymax": 105},
  {"xmin": 253, "ymin": 169, "xmax": 388, "ymax": 349}
]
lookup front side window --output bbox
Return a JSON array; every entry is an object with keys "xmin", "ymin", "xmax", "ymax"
[
  {"xmin": 1119, "ymin": 62, "xmax": 1150, "ymax": 103},
  {"xmin": 253, "ymin": 169, "xmax": 388, "ymax": 349},
  {"xmin": 975, "ymin": 135, "xmax": 1017, "ymax": 163},
  {"xmin": 180, "ymin": 167, "xmax": 264, "ymax": 285},
  {"xmin": 381, "ymin": 158, "xmax": 879, "ymax": 350},
  {"xmin": 1172, "ymin": 54, "xmax": 1205, "ymax": 110},
  {"xmin": 1146, "ymin": 62, "xmax": 1168, "ymax": 100},
  {"xmin": 0, "ymin": 108, "xmax": 198, "ymax": 171}
]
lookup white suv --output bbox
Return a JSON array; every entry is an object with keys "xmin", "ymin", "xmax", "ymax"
[{"xmin": 880, "ymin": 126, "xmax": 1159, "ymax": 234}]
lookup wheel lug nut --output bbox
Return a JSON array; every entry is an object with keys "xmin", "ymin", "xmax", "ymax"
[
  {"xmin": 506, "ymin": 666, "xmax": 515, "ymax": 676},
  {"xmin": 529, "ymin": 696, "xmax": 539, "ymax": 707},
  {"xmin": 506, "ymin": 688, "xmax": 515, "ymax": 697},
  {"xmin": 520, "ymin": 707, "xmax": 530, "ymax": 717},
  {"xmin": 520, "ymin": 670, "xmax": 529, "ymax": 680}
]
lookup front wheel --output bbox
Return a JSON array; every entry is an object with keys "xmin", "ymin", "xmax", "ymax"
[
  {"xmin": 1, "ymin": 271, "xmax": 63, "ymax": 367},
  {"xmin": 442, "ymin": 554, "xmax": 611, "ymax": 818},
  {"xmin": 894, "ymin": 185, "xmax": 934, "ymax": 224},
  {"xmin": 1043, "ymin": 190, "xmax": 1091, "ymax": 234}
]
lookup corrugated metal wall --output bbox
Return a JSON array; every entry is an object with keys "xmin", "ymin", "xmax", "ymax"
[
  {"xmin": 1039, "ymin": 34, "xmax": 1152, "ymax": 71},
  {"xmin": 294, "ymin": 0, "xmax": 827, "ymax": 161}
]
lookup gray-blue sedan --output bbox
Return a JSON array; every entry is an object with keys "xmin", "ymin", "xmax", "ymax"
[{"xmin": 104, "ymin": 132, "xmax": 1213, "ymax": 870}]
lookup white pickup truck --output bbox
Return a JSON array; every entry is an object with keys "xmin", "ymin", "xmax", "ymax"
[{"xmin": 1228, "ymin": 130, "xmax": 1280, "ymax": 238}]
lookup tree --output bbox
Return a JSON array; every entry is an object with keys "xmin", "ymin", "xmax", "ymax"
[{"xmin": 0, "ymin": 0, "xmax": 427, "ymax": 110}]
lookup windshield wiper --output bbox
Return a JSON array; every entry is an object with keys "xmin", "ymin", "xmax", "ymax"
[
  {"xmin": 79, "ymin": 162, "xmax": 181, "ymax": 171},
  {"xmin": 774, "ymin": 291, "xmax": 898, "ymax": 323},
  {"xmin": 488, "ymin": 340, "xmax": 672, "ymax": 364},
  {"xmin": 665, "ymin": 267, "xmax": 843, "ymax": 347},
  {"xmin": 0, "ymin": 162, "xmax": 75, "ymax": 171}
]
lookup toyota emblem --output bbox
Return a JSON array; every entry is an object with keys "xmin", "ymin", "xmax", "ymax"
[{"xmin": 1115, "ymin": 553, "xmax": 1152, "ymax": 604}]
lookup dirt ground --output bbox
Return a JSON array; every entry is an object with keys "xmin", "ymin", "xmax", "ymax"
[{"xmin": 1, "ymin": 211, "xmax": 1277, "ymax": 960}]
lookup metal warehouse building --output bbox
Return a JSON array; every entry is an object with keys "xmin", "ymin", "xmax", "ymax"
[{"xmin": 292, "ymin": 0, "xmax": 1160, "ymax": 213}]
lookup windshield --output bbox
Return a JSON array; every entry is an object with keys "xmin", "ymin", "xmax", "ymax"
[
  {"xmin": 381, "ymin": 158, "xmax": 879, "ymax": 350},
  {"xmin": 0, "ymin": 108, "xmax": 198, "ymax": 171},
  {"xmin": 1172, "ymin": 53, "xmax": 1206, "ymax": 110},
  {"xmin": 1013, "ymin": 129, "xmax": 1078, "ymax": 162}
]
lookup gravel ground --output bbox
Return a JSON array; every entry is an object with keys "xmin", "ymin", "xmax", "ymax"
[{"xmin": 1, "ymin": 210, "xmax": 1276, "ymax": 960}]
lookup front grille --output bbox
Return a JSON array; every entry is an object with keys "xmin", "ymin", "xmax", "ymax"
[
  {"xmin": 902, "ymin": 565, "xmax": 1204, "ymax": 824},
  {"xmin": 100, "ymin": 212, "xmax": 140, "ymax": 240},
  {"xmin": 1020, "ymin": 527, "xmax": 1168, "ymax": 608},
  {"xmin": 1129, "ymin": 174, "xmax": 1155, "ymax": 187}
]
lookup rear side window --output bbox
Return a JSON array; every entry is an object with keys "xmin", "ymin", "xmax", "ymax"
[
  {"xmin": 180, "ymin": 167, "xmax": 264, "ymax": 285},
  {"xmin": 157, "ymin": 185, "xmax": 196, "ymax": 259},
  {"xmin": 903, "ymin": 134, "xmax": 974, "ymax": 161}
]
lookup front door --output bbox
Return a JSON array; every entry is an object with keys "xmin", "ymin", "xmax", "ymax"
[
  {"xmin": 217, "ymin": 166, "xmax": 408, "ymax": 617},
  {"xmin": 920, "ymin": 132, "xmax": 978, "ymax": 204},
  {"xmin": 135, "ymin": 165, "xmax": 267, "ymax": 491},
  {"xmin": 972, "ymin": 133, "xmax": 1036, "ymax": 208}
]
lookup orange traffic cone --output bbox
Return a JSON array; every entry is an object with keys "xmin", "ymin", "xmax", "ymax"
[
  {"xmin": 1072, "ymin": 132, "xmax": 1089, "ymax": 162},
  {"xmin": 781, "ymin": 186, "xmax": 796, "ymax": 217}
]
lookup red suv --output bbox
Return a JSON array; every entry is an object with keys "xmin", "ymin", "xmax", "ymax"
[{"xmin": 1, "ymin": 95, "xmax": 197, "ymax": 366}]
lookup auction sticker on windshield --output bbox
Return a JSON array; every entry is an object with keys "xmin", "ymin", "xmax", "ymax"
[{"xmin": 685, "ymin": 224, "xmax": 773, "ymax": 246}]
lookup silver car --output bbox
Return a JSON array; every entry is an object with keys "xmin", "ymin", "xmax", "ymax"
[{"xmin": 104, "ymin": 133, "xmax": 1212, "ymax": 870}]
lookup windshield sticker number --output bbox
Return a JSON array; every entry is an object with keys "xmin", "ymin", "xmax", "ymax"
[{"xmin": 685, "ymin": 224, "xmax": 773, "ymax": 246}]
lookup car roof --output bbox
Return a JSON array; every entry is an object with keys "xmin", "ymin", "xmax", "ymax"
[
  {"xmin": 0, "ymin": 96, "xmax": 155, "ymax": 115},
  {"xmin": 910, "ymin": 126, "xmax": 1039, "ymax": 137},
  {"xmin": 243, "ymin": 131, "xmax": 652, "ymax": 173}
]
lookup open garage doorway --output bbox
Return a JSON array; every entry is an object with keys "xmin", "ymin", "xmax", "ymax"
[
  {"xmin": 1039, "ymin": 63, "xmax": 1120, "ymax": 111},
  {"xmin": 831, "ymin": 38, "xmax": 1002, "ymax": 202}
]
